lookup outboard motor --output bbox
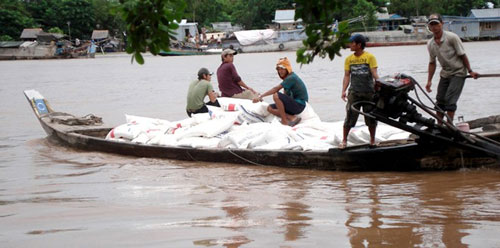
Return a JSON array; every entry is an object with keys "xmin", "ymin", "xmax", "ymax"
[
  {"xmin": 352, "ymin": 73, "xmax": 500, "ymax": 157},
  {"xmin": 375, "ymin": 74, "xmax": 435, "ymax": 127}
]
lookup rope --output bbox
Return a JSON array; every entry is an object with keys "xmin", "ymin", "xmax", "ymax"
[
  {"xmin": 42, "ymin": 112, "xmax": 102, "ymax": 126},
  {"xmin": 227, "ymin": 148, "xmax": 265, "ymax": 166}
]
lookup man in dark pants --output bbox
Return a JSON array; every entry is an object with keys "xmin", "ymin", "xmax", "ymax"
[
  {"xmin": 340, "ymin": 34, "xmax": 379, "ymax": 149},
  {"xmin": 425, "ymin": 13, "xmax": 479, "ymax": 124}
]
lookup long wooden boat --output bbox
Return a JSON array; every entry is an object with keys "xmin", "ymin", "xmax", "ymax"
[{"xmin": 25, "ymin": 90, "xmax": 500, "ymax": 171}]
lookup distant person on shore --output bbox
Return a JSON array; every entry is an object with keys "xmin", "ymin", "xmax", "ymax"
[
  {"xmin": 186, "ymin": 68, "xmax": 220, "ymax": 117},
  {"xmin": 217, "ymin": 48, "xmax": 258, "ymax": 100},
  {"xmin": 252, "ymin": 57, "xmax": 307, "ymax": 127},
  {"xmin": 425, "ymin": 13, "xmax": 479, "ymax": 124},
  {"xmin": 339, "ymin": 34, "xmax": 379, "ymax": 149},
  {"xmin": 217, "ymin": 35, "xmax": 222, "ymax": 47}
]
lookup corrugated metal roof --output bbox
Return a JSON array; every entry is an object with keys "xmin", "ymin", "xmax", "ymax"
[
  {"xmin": 36, "ymin": 32, "xmax": 66, "ymax": 43},
  {"xmin": 20, "ymin": 28, "xmax": 43, "ymax": 39},
  {"xmin": 377, "ymin": 13, "xmax": 407, "ymax": 21},
  {"xmin": 469, "ymin": 8, "xmax": 500, "ymax": 18},
  {"xmin": 91, "ymin": 30, "xmax": 110, "ymax": 40},
  {"xmin": 274, "ymin": 9, "xmax": 295, "ymax": 22},
  {"xmin": 0, "ymin": 41, "xmax": 24, "ymax": 48}
]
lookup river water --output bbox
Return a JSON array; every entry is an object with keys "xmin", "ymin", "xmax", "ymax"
[{"xmin": 1, "ymin": 42, "xmax": 500, "ymax": 247}]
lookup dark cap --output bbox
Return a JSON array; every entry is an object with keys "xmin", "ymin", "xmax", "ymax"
[
  {"xmin": 221, "ymin": 48, "xmax": 237, "ymax": 57},
  {"xmin": 197, "ymin": 68, "xmax": 213, "ymax": 78},
  {"xmin": 349, "ymin": 34, "xmax": 366, "ymax": 44},
  {"xmin": 428, "ymin": 14, "xmax": 442, "ymax": 24}
]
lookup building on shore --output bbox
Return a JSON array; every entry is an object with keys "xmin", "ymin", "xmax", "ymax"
[
  {"xmin": 172, "ymin": 19, "xmax": 198, "ymax": 42},
  {"xmin": 272, "ymin": 9, "xmax": 303, "ymax": 30},
  {"xmin": 91, "ymin": 30, "xmax": 110, "ymax": 42},
  {"xmin": 443, "ymin": 8, "xmax": 500, "ymax": 39},
  {"xmin": 20, "ymin": 28, "xmax": 43, "ymax": 41},
  {"xmin": 376, "ymin": 10, "xmax": 409, "ymax": 31}
]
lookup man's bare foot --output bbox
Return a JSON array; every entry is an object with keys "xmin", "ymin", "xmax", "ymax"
[{"xmin": 338, "ymin": 141, "xmax": 347, "ymax": 149}]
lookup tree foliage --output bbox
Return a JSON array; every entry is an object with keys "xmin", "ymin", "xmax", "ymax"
[
  {"xmin": 388, "ymin": 0, "xmax": 489, "ymax": 17},
  {"xmin": 60, "ymin": 0, "xmax": 96, "ymax": 39},
  {"xmin": 0, "ymin": 0, "xmax": 36, "ymax": 39},
  {"xmin": 120, "ymin": 0, "xmax": 186, "ymax": 64},
  {"xmin": 1, "ymin": 0, "xmax": 496, "ymax": 64},
  {"xmin": 0, "ymin": 0, "xmax": 124, "ymax": 40},
  {"xmin": 230, "ymin": 0, "xmax": 294, "ymax": 29},
  {"xmin": 294, "ymin": 0, "xmax": 387, "ymax": 64},
  {"xmin": 48, "ymin": 27, "xmax": 64, "ymax": 34},
  {"xmin": 294, "ymin": 1, "xmax": 350, "ymax": 64}
]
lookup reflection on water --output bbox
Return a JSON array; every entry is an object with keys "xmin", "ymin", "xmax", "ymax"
[{"xmin": 1, "ymin": 42, "xmax": 500, "ymax": 246}]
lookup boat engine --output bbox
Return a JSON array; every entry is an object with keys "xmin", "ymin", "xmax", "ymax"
[
  {"xmin": 375, "ymin": 74, "xmax": 435, "ymax": 127},
  {"xmin": 352, "ymin": 73, "xmax": 500, "ymax": 157}
]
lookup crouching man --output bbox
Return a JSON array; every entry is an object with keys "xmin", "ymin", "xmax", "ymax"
[
  {"xmin": 186, "ymin": 68, "xmax": 220, "ymax": 117},
  {"xmin": 253, "ymin": 57, "xmax": 308, "ymax": 127}
]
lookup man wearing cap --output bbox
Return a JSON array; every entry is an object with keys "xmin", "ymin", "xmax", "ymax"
[
  {"xmin": 252, "ymin": 57, "xmax": 308, "ymax": 126},
  {"xmin": 340, "ymin": 34, "xmax": 379, "ymax": 149},
  {"xmin": 186, "ymin": 68, "xmax": 220, "ymax": 117},
  {"xmin": 426, "ymin": 13, "xmax": 479, "ymax": 124},
  {"xmin": 217, "ymin": 48, "xmax": 258, "ymax": 100}
]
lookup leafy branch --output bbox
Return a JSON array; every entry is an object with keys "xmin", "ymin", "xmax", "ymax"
[
  {"xmin": 294, "ymin": 0, "xmax": 352, "ymax": 65},
  {"xmin": 120, "ymin": 0, "xmax": 186, "ymax": 64}
]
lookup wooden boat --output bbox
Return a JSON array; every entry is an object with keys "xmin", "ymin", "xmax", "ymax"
[{"xmin": 24, "ymin": 90, "xmax": 500, "ymax": 171}]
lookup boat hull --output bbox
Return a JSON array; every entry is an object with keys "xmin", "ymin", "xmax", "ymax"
[
  {"xmin": 26, "ymin": 89, "xmax": 500, "ymax": 171},
  {"xmin": 38, "ymin": 117, "xmax": 499, "ymax": 171}
]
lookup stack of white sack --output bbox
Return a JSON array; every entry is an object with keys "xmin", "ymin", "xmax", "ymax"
[{"xmin": 105, "ymin": 98, "xmax": 411, "ymax": 151}]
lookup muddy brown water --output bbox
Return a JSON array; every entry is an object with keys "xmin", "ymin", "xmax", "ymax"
[{"xmin": 1, "ymin": 42, "xmax": 500, "ymax": 247}]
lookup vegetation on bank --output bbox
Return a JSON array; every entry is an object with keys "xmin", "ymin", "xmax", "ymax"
[{"xmin": 0, "ymin": 0, "xmax": 495, "ymax": 64}]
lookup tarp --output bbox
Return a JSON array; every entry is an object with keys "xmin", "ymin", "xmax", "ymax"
[{"xmin": 233, "ymin": 29, "xmax": 277, "ymax": 46}]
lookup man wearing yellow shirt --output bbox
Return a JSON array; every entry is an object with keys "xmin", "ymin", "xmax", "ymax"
[{"xmin": 340, "ymin": 34, "xmax": 379, "ymax": 149}]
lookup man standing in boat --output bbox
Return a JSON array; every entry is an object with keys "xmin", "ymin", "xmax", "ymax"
[
  {"xmin": 217, "ymin": 48, "xmax": 258, "ymax": 100},
  {"xmin": 186, "ymin": 68, "xmax": 220, "ymax": 117},
  {"xmin": 252, "ymin": 57, "xmax": 307, "ymax": 126},
  {"xmin": 340, "ymin": 34, "xmax": 379, "ymax": 149},
  {"xmin": 425, "ymin": 13, "xmax": 479, "ymax": 124}
]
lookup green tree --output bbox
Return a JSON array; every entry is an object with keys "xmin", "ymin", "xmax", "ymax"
[
  {"xmin": 0, "ymin": 0, "xmax": 36, "ymax": 39},
  {"xmin": 231, "ymin": 0, "xmax": 295, "ymax": 29},
  {"xmin": 388, "ymin": 0, "xmax": 488, "ymax": 17},
  {"xmin": 183, "ymin": 0, "xmax": 229, "ymax": 27},
  {"xmin": 0, "ymin": 35, "xmax": 14, "ymax": 41},
  {"xmin": 60, "ymin": 0, "xmax": 96, "ymax": 39},
  {"xmin": 93, "ymin": 0, "xmax": 126, "ymax": 37},
  {"xmin": 441, "ymin": 0, "xmax": 488, "ymax": 16},
  {"xmin": 48, "ymin": 27, "xmax": 64, "ymax": 33},
  {"xmin": 352, "ymin": 0, "xmax": 379, "ymax": 31},
  {"xmin": 25, "ymin": 0, "xmax": 64, "ymax": 31}
]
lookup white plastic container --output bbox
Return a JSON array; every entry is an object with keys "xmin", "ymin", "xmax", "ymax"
[{"xmin": 456, "ymin": 116, "xmax": 470, "ymax": 132}]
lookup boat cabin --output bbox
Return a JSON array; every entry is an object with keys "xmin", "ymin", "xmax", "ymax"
[{"xmin": 272, "ymin": 9, "xmax": 303, "ymax": 30}]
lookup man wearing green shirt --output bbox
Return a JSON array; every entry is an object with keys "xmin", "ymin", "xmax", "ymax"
[{"xmin": 186, "ymin": 68, "xmax": 220, "ymax": 117}]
